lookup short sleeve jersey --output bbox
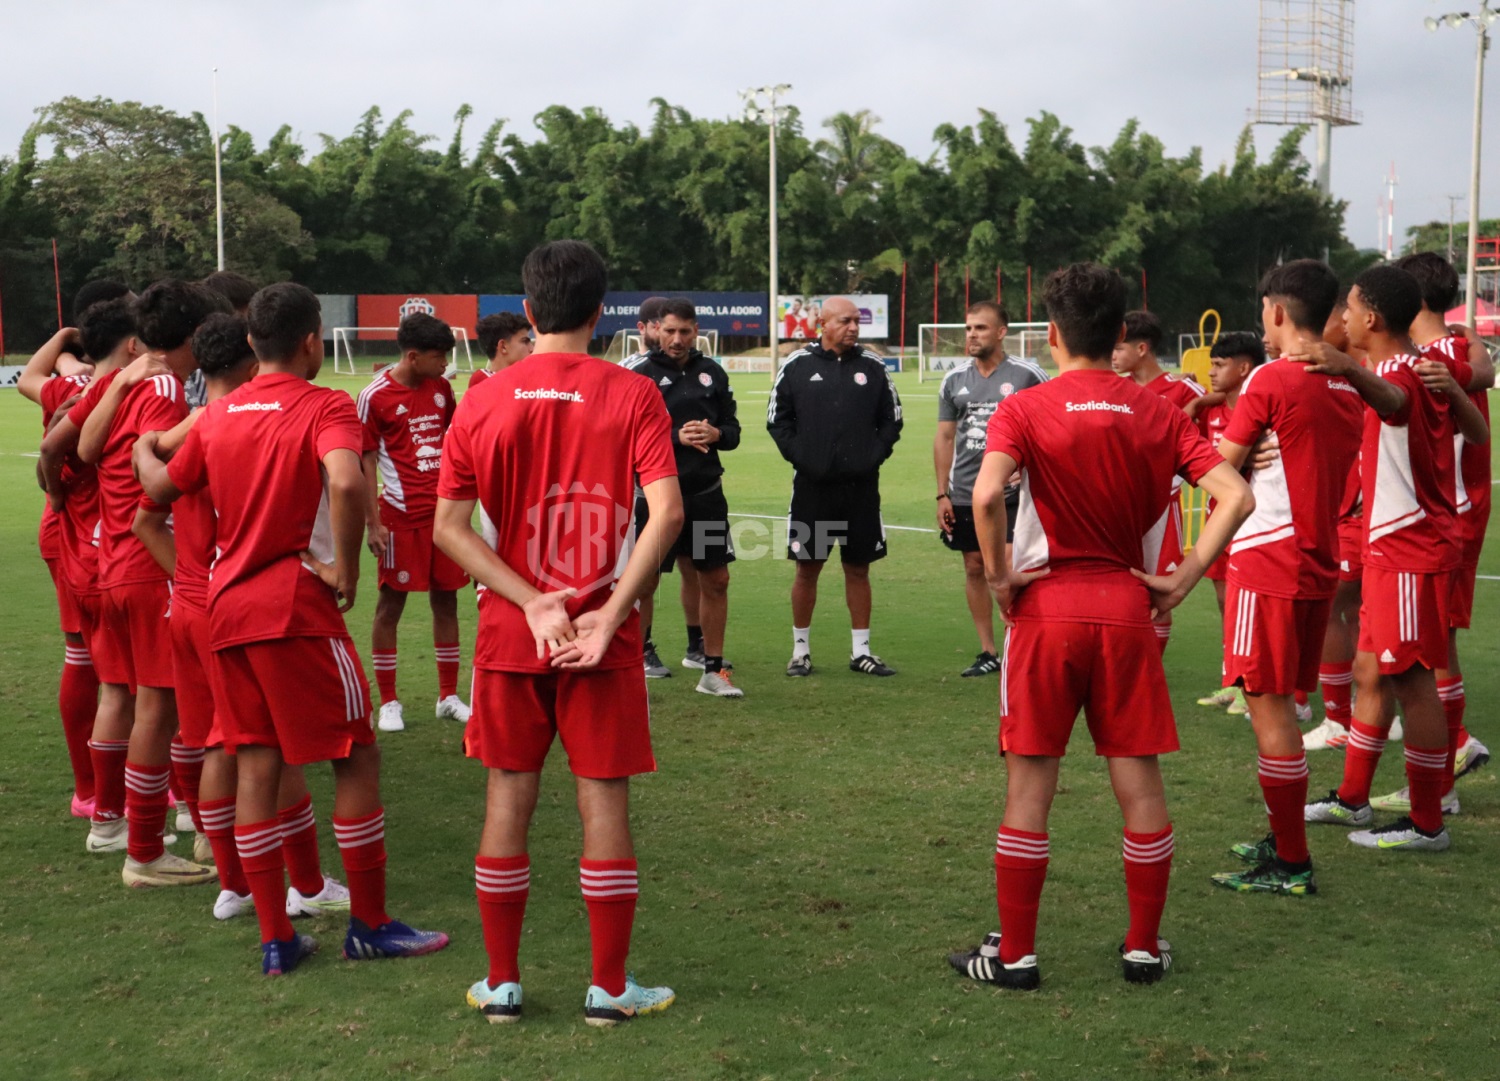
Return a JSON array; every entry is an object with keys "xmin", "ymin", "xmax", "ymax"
[
  {"xmin": 438, "ymin": 352, "xmax": 677, "ymax": 674},
  {"xmin": 167, "ymin": 373, "xmax": 363, "ymax": 649},
  {"xmin": 37, "ymin": 374, "xmax": 92, "ymax": 560},
  {"xmin": 937, "ymin": 356, "xmax": 1049, "ymax": 504},
  {"xmin": 985, "ymin": 368, "xmax": 1224, "ymax": 625},
  {"xmin": 1420, "ymin": 335, "xmax": 1490, "ymax": 554},
  {"xmin": 356, "ymin": 369, "xmax": 457, "ymax": 528},
  {"xmin": 1221, "ymin": 359, "xmax": 1365, "ymax": 598},
  {"xmin": 69, "ymin": 372, "xmax": 188, "ymax": 590},
  {"xmin": 466, "ymin": 367, "xmax": 493, "ymax": 392},
  {"xmin": 1144, "ymin": 371, "xmax": 1208, "ymax": 492},
  {"xmin": 52, "ymin": 371, "xmax": 110, "ymax": 597},
  {"xmin": 157, "ymin": 410, "xmax": 214, "ymax": 615},
  {"xmin": 1361, "ymin": 353, "xmax": 1461, "ymax": 573}
]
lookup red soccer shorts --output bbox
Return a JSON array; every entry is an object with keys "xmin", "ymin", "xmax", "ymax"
[
  {"xmin": 44, "ymin": 557, "xmax": 83, "ymax": 636},
  {"xmin": 464, "ymin": 666, "xmax": 656, "ymax": 779},
  {"xmin": 93, "ymin": 580, "xmax": 175, "ymax": 691},
  {"xmin": 74, "ymin": 591, "xmax": 99, "ymax": 655},
  {"xmin": 1359, "ymin": 566, "xmax": 1451, "ymax": 675},
  {"xmin": 999, "ymin": 621, "xmax": 1178, "ymax": 758},
  {"xmin": 1337, "ymin": 516, "xmax": 1364, "ymax": 583},
  {"xmin": 1205, "ymin": 549, "xmax": 1229, "ymax": 582},
  {"xmin": 1222, "ymin": 583, "xmax": 1332, "ymax": 696},
  {"xmin": 1448, "ymin": 563, "xmax": 1477, "ymax": 631},
  {"xmin": 170, "ymin": 602, "xmax": 217, "ymax": 749},
  {"xmin": 378, "ymin": 525, "xmax": 469, "ymax": 593},
  {"xmin": 209, "ymin": 636, "xmax": 374, "ymax": 766}
]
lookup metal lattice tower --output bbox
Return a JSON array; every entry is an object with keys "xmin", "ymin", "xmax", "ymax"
[{"xmin": 1253, "ymin": 0, "xmax": 1361, "ymax": 195}]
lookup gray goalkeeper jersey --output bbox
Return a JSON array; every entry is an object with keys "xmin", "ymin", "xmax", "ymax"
[{"xmin": 937, "ymin": 355, "xmax": 1049, "ymax": 504}]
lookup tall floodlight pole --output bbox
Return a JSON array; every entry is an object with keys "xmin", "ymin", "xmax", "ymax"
[
  {"xmin": 213, "ymin": 68, "xmax": 225, "ymax": 272},
  {"xmin": 741, "ymin": 84, "xmax": 791, "ymax": 377},
  {"xmin": 1427, "ymin": 6, "xmax": 1496, "ymax": 326}
]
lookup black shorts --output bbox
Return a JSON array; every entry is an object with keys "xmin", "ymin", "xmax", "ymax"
[
  {"xmin": 634, "ymin": 484, "xmax": 736, "ymax": 574},
  {"xmin": 940, "ymin": 497, "xmax": 1017, "ymax": 553},
  {"xmin": 786, "ymin": 474, "xmax": 886, "ymax": 564}
]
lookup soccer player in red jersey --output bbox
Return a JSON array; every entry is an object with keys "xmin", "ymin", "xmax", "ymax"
[
  {"xmin": 433, "ymin": 240, "xmax": 684, "ymax": 1026},
  {"xmin": 948, "ymin": 264, "xmax": 1253, "ymax": 990},
  {"xmin": 1202, "ymin": 260, "xmax": 1364, "ymax": 895},
  {"xmin": 357, "ymin": 313, "xmax": 471, "ymax": 732},
  {"xmin": 135, "ymin": 282, "xmax": 449, "ymax": 976},
  {"xmin": 470, "ymin": 312, "xmax": 533, "ymax": 390},
  {"xmin": 1300, "ymin": 265, "xmax": 1487, "ymax": 852},
  {"xmin": 1111, "ymin": 310, "xmax": 1207, "ymax": 656}
]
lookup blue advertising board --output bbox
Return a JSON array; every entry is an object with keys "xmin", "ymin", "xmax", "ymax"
[{"xmin": 479, "ymin": 292, "xmax": 769, "ymax": 336}]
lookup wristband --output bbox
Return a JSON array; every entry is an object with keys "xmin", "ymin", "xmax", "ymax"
[{"xmin": 936, "ymin": 493, "xmax": 950, "ymax": 501}]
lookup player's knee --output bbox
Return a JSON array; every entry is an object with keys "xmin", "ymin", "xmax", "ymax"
[
  {"xmin": 428, "ymin": 589, "xmax": 458, "ymax": 616},
  {"xmin": 962, "ymin": 554, "xmax": 986, "ymax": 581},
  {"xmin": 374, "ymin": 587, "xmax": 407, "ymax": 622},
  {"xmin": 700, "ymin": 565, "xmax": 730, "ymax": 594},
  {"xmin": 843, "ymin": 562, "xmax": 870, "ymax": 582}
]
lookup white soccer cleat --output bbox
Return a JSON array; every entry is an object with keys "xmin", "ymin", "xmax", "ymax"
[
  {"xmin": 1303, "ymin": 718, "xmax": 1350, "ymax": 751},
  {"xmin": 287, "ymin": 875, "xmax": 352, "ymax": 917},
  {"xmin": 1348, "ymin": 817, "xmax": 1451, "ymax": 852},
  {"xmin": 1455, "ymin": 735, "xmax": 1490, "ymax": 779},
  {"xmin": 213, "ymin": 889, "xmax": 253, "ymax": 920},
  {"xmin": 1295, "ymin": 700, "xmax": 1313, "ymax": 723},
  {"xmin": 695, "ymin": 669, "xmax": 745, "ymax": 698},
  {"xmin": 1389, "ymin": 717, "xmax": 1404, "ymax": 742},
  {"xmin": 86, "ymin": 818, "xmax": 128, "ymax": 854},
  {"xmin": 122, "ymin": 851, "xmax": 217, "ymax": 888},
  {"xmin": 1368, "ymin": 785, "xmax": 1461, "ymax": 816},
  {"xmin": 193, "ymin": 831, "xmax": 215, "ymax": 864},
  {"xmin": 435, "ymin": 695, "xmax": 471, "ymax": 723},
  {"xmin": 175, "ymin": 807, "xmax": 196, "ymax": 834},
  {"xmin": 378, "ymin": 700, "xmax": 406, "ymax": 732}
]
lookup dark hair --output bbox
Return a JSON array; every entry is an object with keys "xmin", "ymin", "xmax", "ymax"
[
  {"xmin": 247, "ymin": 282, "xmax": 322, "ymax": 362},
  {"xmin": 966, "ymin": 300, "xmax": 1009, "ymax": 327},
  {"xmin": 1210, "ymin": 331, "xmax": 1267, "ymax": 368},
  {"xmin": 1394, "ymin": 252, "xmax": 1460, "ymax": 314},
  {"xmin": 522, "ymin": 241, "xmax": 608, "ymax": 335},
  {"xmin": 396, "ymin": 312, "xmax": 456, "ymax": 354},
  {"xmin": 72, "ymin": 279, "xmax": 131, "ymax": 324},
  {"xmin": 1121, "ymin": 310, "xmax": 1163, "ymax": 352},
  {"xmin": 78, "ymin": 296, "xmax": 137, "ymax": 364},
  {"xmin": 475, "ymin": 312, "xmax": 531, "ymax": 359},
  {"xmin": 659, "ymin": 297, "xmax": 697, "ymax": 323},
  {"xmin": 1044, "ymin": 263, "xmax": 1127, "ymax": 360},
  {"xmin": 1258, "ymin": 259, "xmax": 1340, "ymax": 332},
  {"xmin": 638, "ymin": 296, "xmax": 668, "ymax": 324},
  {"xmin": 200, "ymin": 270, "xmax": 258, "ymax": 313},
  {"xmin": 1352, "ymin": 265, "xmax": 1423, "ymax": 336},
  {"xmin": 192, "ymin": 312, "xmax": 256, "ymax": 377},
  {"xmin": 134, "ymin": 280, "xmax": 229, "ymax": 351}
]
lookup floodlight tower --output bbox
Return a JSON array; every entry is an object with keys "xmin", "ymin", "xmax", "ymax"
[
  {"xmin": 1253, "ymin": 1, "xmax": 1360, "ymax": 197},
  {"xmin": 741, "ymin": 84, "xmax": 791, "ymax": 374}
]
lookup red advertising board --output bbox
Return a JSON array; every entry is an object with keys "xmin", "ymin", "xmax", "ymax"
[{"xmin": 355, "ymin": 295, "xmax": 478, "ymax": 340}]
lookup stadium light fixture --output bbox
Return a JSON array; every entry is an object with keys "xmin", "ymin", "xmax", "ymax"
[
  {"xmin": 742, "ymin": 84, "xmax": 792, "ymax": 377},
  {"xmin": 1427, "ymin": 3, "xmax": 1494, "ymax": 326}
]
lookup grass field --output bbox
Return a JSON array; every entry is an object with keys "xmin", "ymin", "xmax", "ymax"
[{"xmin": 3, "ymin": 366, "xmax": 1499, "ymax": 1081}]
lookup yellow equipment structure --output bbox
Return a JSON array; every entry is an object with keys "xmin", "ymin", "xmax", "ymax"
[{"xmin": 1179, "ymin": 309, "xmax": 1220, "ymax": 550}]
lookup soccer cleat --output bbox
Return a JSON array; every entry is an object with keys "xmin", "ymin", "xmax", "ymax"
[
  {"xmin": 1226, "ymin": 689, "xmax": 1248, "ymax": 716},
  {"xmin": 342, "ymin": 917, "xmax": 450, "ymax": 960},
  {"xmin": 1348, "ymin": 816, "xmax": 1451, "ymax": 852},
  {"xmin": 1389, "ymin": 717, "xmax": 1404, "ymax": 742},
  {"xmin": 262, "ymin": 932, "xmax": 319, "ymax": 976},
  {"xmin": 1211, "ymin": 858, "xmax": 1317, "ymax": 895},
  {"xmin": 213, "ymin": 889, "xmax": 253, "ymax": 921},
  {"xmin": 583, "ymin": 974, "xmax": 677, "ymax": 1026},
  {"xmin": 1228, "ymin": 832, "xmax": 1278, "ymax": 864},
  {"xmin": 786, "ymin": 653, "xmax": 813, "ymax": 678},
  {"xmin": 377, "ymin": 700, "xmax": 406, "ymax": 733},
  {"xmin": 1455, "ymin": 735, "xmax": 1490, "ymax": 779},
  {"xmin": 1295, "ymin": 700, "xmax": 1313, "ymax": 723},
  {"xmin": 122, "ymin": 851, "xmax": 217, "ymax": 889},
  {"xmin": 85, "ymin": 818, "xmax": 128, "ymax": 854},
  {"xmin": 695, "ymin": 669, "xmax": 745, "ymax": 698},
  {"xmin": 1302, "ymin": 718, "xmax": 1350, "ymax": 751},
  {"xmin": 642, "ymin": 643, "xmax": 672, "ymax": 679},
  {"xmin": 681, "ymin": 648, "xmax": 707, "ymax": 670},
  {"xmin": 287, "ymin": 875, "xmax": 352, "ymax": 917},
  {"xmin": 1368, "ymin": 786, "xmax": 1460, "ymax": 816},
  {"xmin": 70, "ymin": 794, "xmax": 96, "ymax": 819},
  {"xmin": 1120, "ymin": 938, "xmax": 1173, "ymax": 984},
  {"xmin": 175, "ymin": 807, "xmax": 195, "ymax": 834},
  {"xmin": 467, "ymin": 979, "xmax": 523, "ymax": 1024},
  {"xmin": 1304, "ymin": 790, "xmax": 1373, "ymax": 826},
  {"xmin": 193, "ymin": 831, "xmax": 214, "ymax": 864},
  {"xmin": 435, "ymin": 695, "xmax": 471, "ymax": 723},
  {"xmin": 961, "ymin": 651, "xmax": 1001, "ymax": 678},
  {"xmin": 948, "ymin": 932, "xmax": 1040, "ymax": 991},
  {"xmin": 1196, "ymin": 687, "xmax": 1237, "ymax": 707},
  {"xmin": 850, "ymin": 654, "xmax": 896, "ymax": 677}
]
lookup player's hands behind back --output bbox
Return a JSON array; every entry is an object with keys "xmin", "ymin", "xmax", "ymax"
[
  {"xmin": 522, "ymin": 589, "xmax": 578, "ymax": 660},
  {"xmin": 299, "ymin": 550, "xmax": 358, "ymax": 613},
  {"xmin": 548, "ymin": 608, "xmax": 622, "ymax": 670},
  {"xmin": 986, "ymin": 564, "xmax": 1049, "ymax": 627},
  {"xmin": 1130, "ymin": 566, "xmax": 1191, "ymax": 621}
]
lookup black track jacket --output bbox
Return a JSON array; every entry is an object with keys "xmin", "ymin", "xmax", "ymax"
[
  {"xmin": 626, "ymin": 348, "xmax": 741, "ymax": 493},
  {"xmin": 766, "ymin": 342, "xmax": 903, "ymax": 482}
]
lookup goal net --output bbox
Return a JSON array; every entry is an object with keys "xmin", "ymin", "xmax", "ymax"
[
  {"xmin": 604, "ymin": 329, "xmax": 720, "ymax": 363},
  {"xmin": 331, "ymin": 327, "xmax": 475, "ymax": 376},
  {"xmin": 916, "ymin": 322, "xmax": 1051, "ymax": 383}
]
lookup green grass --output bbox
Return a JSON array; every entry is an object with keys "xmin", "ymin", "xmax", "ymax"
[{"xmin": 2, "ymin": 369, "xmax": 1499, "ymax": 1081}]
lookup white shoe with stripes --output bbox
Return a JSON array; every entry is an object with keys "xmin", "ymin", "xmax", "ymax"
[
  {"xmin": 378, "ymin": 700, "xmax": 406, "ymax": 732},
  {"xmin": 948, "ymin": 931, "xmax": 1041, "ymax": 991},
  {"xmin": 435, "ymin": 695, "xmax": 471, "ymax": 723}
]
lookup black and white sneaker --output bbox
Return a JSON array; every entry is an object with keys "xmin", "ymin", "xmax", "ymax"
[
  {"xmin": 1120, "ymin": 938, "xmax": 1173, "ymax": 985},
  {"xmin": 643, "ymin": 643, "xmax": 672, "ymax": 679},
  {"xmin": 961, "ymin": 651, "xmax": 1000, "ymax": 678},
  {"xmin": 948, "ymin": 931, "xmax": 1040, "ymax": 991},
  {"xmin": 682, "ymin": 648, "xmax": 707, "ymax": 670},
  {"xmin": 786, "ymin": 653, "xmax": 813, "ymax": 678},
  {"xmin": 850, "ymin": 654, "xmax": 896, "ymax": 677}
]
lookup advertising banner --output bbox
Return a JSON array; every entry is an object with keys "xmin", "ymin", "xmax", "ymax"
[
  {"xmin": 482, "ymin": 292, "xmax": 770, "ymax": 336},
  {"xmin": 778, "ymin": 294, "xmax": 889, "ymax": 341},
  {"xmin": 355, "ymin": 295, "xmax": 479, "ymax": 340},
  {"xmin": 477, "ymin": 294, "xmax": 527, "ymax": 319}
]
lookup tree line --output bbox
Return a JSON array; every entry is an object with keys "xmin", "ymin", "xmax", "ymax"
[{"xmin": 0, "ymin": 95, "xmax": 1395, "ymax": 352}]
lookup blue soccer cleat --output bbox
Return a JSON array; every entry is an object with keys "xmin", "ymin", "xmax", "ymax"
[
  {"xmin": 583, "ymin": 974, "xmax": 676, "ymax": 1027},
  {"xmin": 342, "ymin": 917, "xmax": 450, "ymax": 960},
  {"xmin": 262, "ymin": 932, "xmax": 319, "ymax": 976},
  {"xmin": 467, "ymin": 979, "xmax": 523, "ymax": 1024}
]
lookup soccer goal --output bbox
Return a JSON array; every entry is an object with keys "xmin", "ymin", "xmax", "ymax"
[
  {"xmin": 331, "ymin": 327, "xmax": 475, "ymax": 376},
  {"xmin": 604, "ymin": 328, "xmax": 720, "ymax": 363},
  {"xmin": 916, "ymin": 322, "xmax": 1050, "ymax": 383}
]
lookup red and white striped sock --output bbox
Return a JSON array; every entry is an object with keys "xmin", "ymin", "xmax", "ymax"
[
  {"xmin": 1319, "ymin": 663, "xmax": 1353, "ymax": 728},
  {"xmin": 1153, "ymin": 624, "xmax": 1171, "ymax": 657},
  {"xmin": 580, "ymin": 859, "xmax": 638, "ymax": 997},
  {"xmin": 994, "ymin": 827, "xmax": 1049, "ymax": 964},
  {"xmin": 236, "ymin": 819, "xmax": 294, "ymax": 943},
  {"xmin": 1337, "ymin": 721, "xmax": 1389, "ymax": 806},
  {"xmin": 372, "ymin": 649, "xmax": 398, "ymax": 705},
  {"xmin": 199, "ymin": 796, "xmax": 249, "ymax": 895},
  {"xmin": 278, "ymin": 794, "xmax": 325, "ymax": 897},
  {"xmin": 476, "ymin": 854, "xmax": 530, "ymax": 987},
  {"xmin": 169, "ymin": 739, "xmax": 205, "ymax": 832},
  {"xmin": 88, "ymin": 738, "xmax": 129, "ymax": 822},
  {"xmin": 435, "ymin": 641, "xmax": 460, "ymax": 700},
  {"xmin": 1438, "ymin": 677, "xmax": 1465, "ymax": 795},
  {"xmin": 124, "ymin": 761, "xmax": 171, "ymax": 864},
  {"xmin": 334, "ymin": 809, "xmax": 389, "ymax": 929},
  {"xmin": 1405, "ymin": 744, "xmax": 1449, "ymax": 834},
  {"xmin": 60, "ymin": 645, "xmax": 98, "ymax": 801},
  {"xmin": 1122, "ymin": 827, "xmax": 1174, "ymax": 956},
  {"xmin": 1258, "ymin": 753, "xmax": 1310, "ymax": 864}
]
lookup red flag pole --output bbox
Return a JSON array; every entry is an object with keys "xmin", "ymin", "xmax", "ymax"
[
  {"xmin": 52, "ymin": 239, "xmax": 64, "ymax": 330},
  {"xmin": 932, "ymin": 261, "xmax": 939, "ymax": 325},
  {"xmin": 899, "ymin": 261, "xmax": 908, "ymax": 361},
  {"xmin": 1025, "ymin": 266, "xmax": 1033, "ymax": 323},
  {"xmin": 964, "ymin": 264, "xmax": 971, "ymax": 312}
]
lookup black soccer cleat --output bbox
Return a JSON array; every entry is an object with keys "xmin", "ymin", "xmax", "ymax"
[
  {"xmin": 850, "ymin": 654, "xmax": 896, "ymax": 677},
  {"xmin": 786, "ymin": 653, "xmax": 813, "ymax": 678},
  {"xmin": 961, "ymin": 651, "xmax": 1000, "ymax": 678},
  {"xmin": 1120, "ymin": 938, "xmax": 1173, "ymax": 985},
  {"xmin": 948, "ymin": 932, "xmax": 1040, "ymax": 991}
]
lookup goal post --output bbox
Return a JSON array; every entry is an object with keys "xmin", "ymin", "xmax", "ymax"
[
  {"xmin": 605, "ymin": 328, "xmax": 720, "ymax": 363},
  {"xmin": 916, "ymin": 322, "xmax": 1050, "ymax": 383},
  {"xmin": 331, "ymin": 327, "xmax": 474, "ymax": 376}
]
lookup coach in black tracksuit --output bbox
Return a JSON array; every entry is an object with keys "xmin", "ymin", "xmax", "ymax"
[{"xmin": 767, "ymin": 296, "xmax": 903, "ymax": 678}]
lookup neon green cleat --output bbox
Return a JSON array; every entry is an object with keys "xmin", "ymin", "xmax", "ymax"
[
  {"xmin": 1197, "ymin": 687, "xmax": 1237, "ymax": 708},
  {"xmin": 1211, "ymin": 859, "xmax": 1317, "ymax": 895},
  {"xmin": 1226, "ymin": 688, "xmax": 1249, "ymax": 716}
]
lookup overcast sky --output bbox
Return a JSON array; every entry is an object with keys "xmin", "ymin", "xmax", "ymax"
[{"xmin": 4, "ymin": 1, "xmax": 1493, "ymax": 253}]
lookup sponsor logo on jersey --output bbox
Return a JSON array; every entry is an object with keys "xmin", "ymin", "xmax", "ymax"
[
  {"xmin": 1065, "ymin": 400, "xmax": 1134, "ymax": 415},
  {"xmin": 395, "ymin": 403, "xmax": 408, "ymax": 415},
  {"xmin": 1000, "ymin": 382, "xmax": 1014, "ymax": 396},
  {"xmin": 514, "ymin": 388, "xmax": 584, "ymax": 402},
  {"xmin": 854, "ymin": 372, "xmax": 868, "ymax": 385},
  {"xmin": 226, "ymin": 401, "xmax": 283, "ymax": 413},
  {"xmin": 433, "ymin": 392, "xmax": 446, "ymax": 409},
  {"xmin": 809, "ymin": 373, "xmax": 823, "ymax": 382},
  {"xmin": 1329, "ymin": 380, "xmax": 1360, "ymax": 395},
  {"xmin": 399, "ymin": 297, "xmax": 436, "ymax": 318},
  {"xmin": 699, "ymin": 372, "xmax": 713, "ymax": 386},
  {"xmin": 415, "ymin": 445, "xmax": 442, "ymax": 458}
]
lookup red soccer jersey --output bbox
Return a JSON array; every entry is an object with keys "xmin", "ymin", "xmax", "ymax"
[
  {"xmin": 167, "ymin": 372, "xmax": 363, "ymax": 649},
  {"xmin": 1199, "ymin": 399, "xmax": 1234, "ymax": 516},
  {"xmin": 466, "ymin": 367, "xmax": 493, "ymax": 391},
  {"xmin": 356, "ymin": 369, "xmax": 457, "ymax": 528},
  {"xmin": 69, "ymin": 372, "xmax": 188, "ymax": 591},
  {"xmin": 985, "ymin": 368, "xmax": 1224, "ymax": 626},
  {"xmin": 161, "ymin": 424, "xmax": 216, "ymax": 614},
  {"xmin": 54, "ymin": 371, "xmax": 111, "ymax": 598},
  {"xmin": 1221, "ymin": 359, "xmax": 1364, "ymax": 598},
  {"xmin": 438, "ymin": 352, "xmax": 677, "ymax": 674},
  {"xmin": 1420, "ymin": 335, "xmax": 1491, "ymax": 555},
  {"xmin": 1361, "ymin": 353, "xmax": 1461, "ymax": 573},
  {"xmin": 1145, "ymin": 371, "xmax": 1208, "ymax": 416},
  {"xmin": 37, "ymin": 374, "xmax": 92, "ymax": 561}
]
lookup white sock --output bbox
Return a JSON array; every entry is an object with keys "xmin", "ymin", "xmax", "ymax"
[
  {"xmin": 792, "ymin": 627, "xmax": 810, "ymax": 657},
  {"xmin": 852, "ymin": 628, "xmax": 871, "ymax": 658}
]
